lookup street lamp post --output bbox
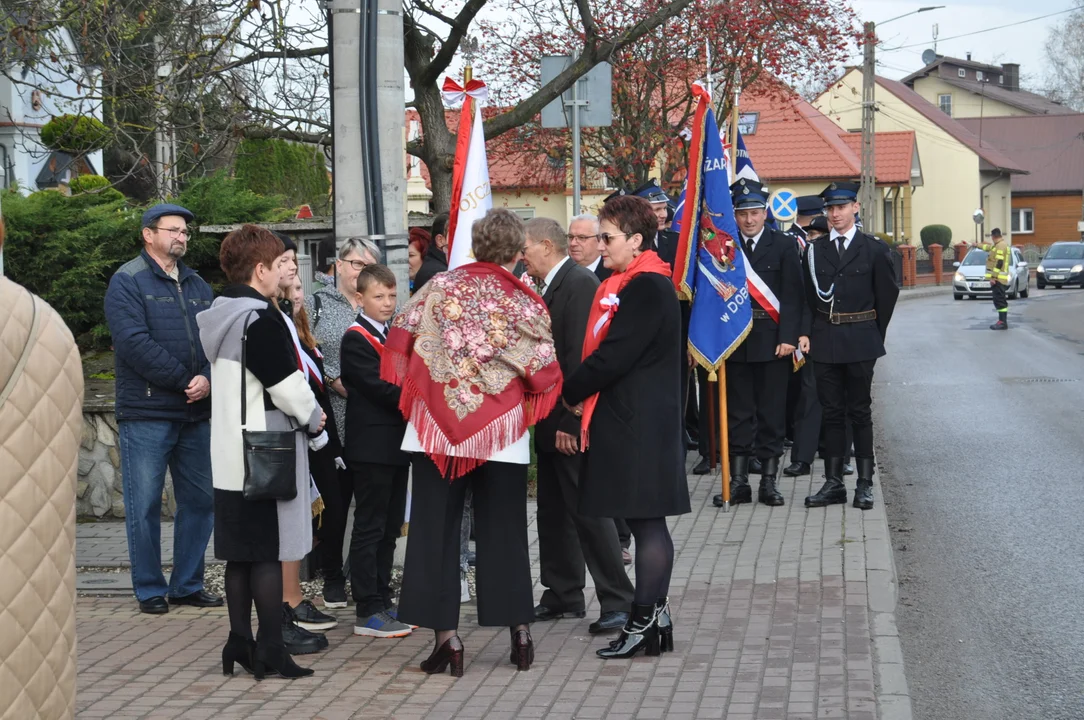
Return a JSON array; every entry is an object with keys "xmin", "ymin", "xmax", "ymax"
[{"xmin": 860, "ymin": 6, "xmax": 944, "ymax": 235}]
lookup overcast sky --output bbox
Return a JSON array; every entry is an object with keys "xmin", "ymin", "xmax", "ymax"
[{"xmin": 850, "ymin": 0, "xmax": 1074, "ymax": 85}]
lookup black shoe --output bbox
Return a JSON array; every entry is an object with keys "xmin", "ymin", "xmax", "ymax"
[
  {"xmin": 222, "ymin": 632, "xmax": 256, "ymax": 676},
  {"xmin": 589, "ymin": 611, "xmax": 629, "ymax": 634},
  {"xmin": 990, "ymin": 317, "xmax": 1007, "ymax": 330},
  {"xmin": 758, "ymin": 457, "xmax": 784, "ymax": 507},
  {"xmin": 509, "ymin": 628, "xmax": 534, "ymax": 671},
  {"xmin": 168, "ymin": 590, "xmax": 223, "ymax": 608},
  {"xmin": 749, "ymin": 457, "xmax": 763, "ymax": 475},
  {"xmin": 843, "ymin": 463, "xmax": 855, "ymax": 476},
  {"xmin": 783, "ymin": 461, "xmax": 811, "ymax": 477},
  {"xmin": 597, "ymin": 603, "xmax": 661, "ymax": 659},
  {"xmin": 805, "ymin": 458, "xmax": 847, "ymax": 507},
  {"xmin": 139, "ymin": 596, "xmax": 169, "ymax": 615},
  {"xmin": 534, "ymin": 604, "xmax": 585, "ymax": 622},
  {"xmin": 253, "ymin": 641, "xmax": 314, "ymax": 680},
  {"xmin": 289, "ymin": 600, "xmax": 338, "ymax": 631},
  {"xmin": 692, "ymin": 456, "xmax": 713, "ymax": 475},
  {"xmin": 656, "ymin": 598, "xmax": 673, "ymax": 652},
  {"xmin": 322, "ymin": 581, "xmax": 348, "ymax": 609},
  {"xmin": 713, "ymin": 456, "xmax": 751, "ymax": 507},
  {"xmin": 283, "ymin": 605, "xmax": 327, "ymax": 655},
  {"xmin": 853, "ymin": 459, "xmax": 875, "ymax": 510}
]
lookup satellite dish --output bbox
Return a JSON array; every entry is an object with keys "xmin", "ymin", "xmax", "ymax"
[{"xmin": 921, "ymin": 48, "xmax": 938, "ymax": 66}]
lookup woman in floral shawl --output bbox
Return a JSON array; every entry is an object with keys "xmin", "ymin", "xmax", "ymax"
[{"xmin": 381, "ymin": 208, "xmax": 562, "ymax": 677}]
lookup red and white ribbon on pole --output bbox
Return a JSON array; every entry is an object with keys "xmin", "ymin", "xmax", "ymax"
[{"xmin": 442, "ymin": 77, "xmax": 492, "ymax": 269}]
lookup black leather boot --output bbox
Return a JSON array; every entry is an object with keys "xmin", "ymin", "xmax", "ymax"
[
  {"xmin": 758, "ymin": 457, "xmax": 784, "ymax": 506},
  {"xmin": 713, "ymin": 456, "xmax": 751, "ymax": 506},
  {"xmin": 749, "ymin": 457, "xmax": 763, "ymax": 475},
  {"xmin": 805, "ymin": 457, "xmax": 847, "ymax": 507},
  {"xmin": 596, "ymin": 603, "xmax": 661, "ymax": 659},
  {"xmin": 853, "ymin": 458, "xmax": 875, "ymax": 510},
  {"xmin": 253, "ymin": 641, "xmax": 314, "ymax": 680},
  {"xmin": 656, "ymin": 597, "xmax": 673, "ymax": 652}
]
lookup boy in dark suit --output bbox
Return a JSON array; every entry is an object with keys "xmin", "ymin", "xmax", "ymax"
[{"xmin": 341, "ymin": 265, "xmax": 412, "ymax": 638}]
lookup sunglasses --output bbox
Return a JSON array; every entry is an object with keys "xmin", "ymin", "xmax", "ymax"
[{"xmin": 599, "ymin": 232, "xmax": 629, "ymax": 245}]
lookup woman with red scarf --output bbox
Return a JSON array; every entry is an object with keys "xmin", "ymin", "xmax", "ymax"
[
  {"xmin": 562, "ymin": 195, "xmax": 691, "ymax": 660},
  {"xmin": 381, "ymin": 209, "xmax": 563, "ymax": 676}
]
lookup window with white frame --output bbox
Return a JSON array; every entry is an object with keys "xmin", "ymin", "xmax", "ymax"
[
  {"xmin": 958, "ymin": 68, "xmax": 966, "ymax": 78},
  {"xmin": 976, "ymin": 71, "xmax": 984, "ymax": 81},
  {"xmin": 883, "ymin": 197, "xmax": 895, "ymax": 235},
  {"xmin": 938, "ymin": 94, "xmax": 952, "ymax": 116},
  {"xmin": 1011, "ymin": 208, "xmax": 1034, "ymax": 234},
  {"xmin": 508, "ymin": 208, "xmax": 536, "ymax": 221}
]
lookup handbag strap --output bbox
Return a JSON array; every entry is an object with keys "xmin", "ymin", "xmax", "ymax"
[
  {"xmin": 0, "ymin": 290, "xmax": 41, "ymax": 409},
  {"xmin": 241, "ymin": 311, "xmax": 255, "ymax": 430}
]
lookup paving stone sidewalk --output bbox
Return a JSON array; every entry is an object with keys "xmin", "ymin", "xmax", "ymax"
[{"xmin": 75, "ymin": 456, "xmax": 911, "ymax": 720}]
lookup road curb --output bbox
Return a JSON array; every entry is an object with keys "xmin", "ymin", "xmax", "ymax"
[
  {"xmin": 869, "ymin": 466, "xmax": 914, "ymax": 720},
  {"xmin": 898, "ymin": 287, "xmax": 948, "ymax": 302}
]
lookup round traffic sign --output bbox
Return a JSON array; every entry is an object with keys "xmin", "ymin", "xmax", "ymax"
[{"xmin": 769, "ymin": 188, "xmax": 798, "ymax": 222}]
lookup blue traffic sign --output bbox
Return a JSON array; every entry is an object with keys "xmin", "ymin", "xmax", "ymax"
[{"xmin": 769, "ymin": 188, "xmax": 798, "ymax": 222}]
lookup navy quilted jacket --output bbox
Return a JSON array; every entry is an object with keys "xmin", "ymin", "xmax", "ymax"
[{"xmin": 104, "ymin": 250, "xmax": 214, "ymax": 422}]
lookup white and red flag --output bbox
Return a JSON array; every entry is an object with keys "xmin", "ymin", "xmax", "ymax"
[{"xmin": 441, "ymin": 77, "xmax": 492, "ymax": 269}]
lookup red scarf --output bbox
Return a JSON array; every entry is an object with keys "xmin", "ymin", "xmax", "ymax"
[
  {"xmin": 580, "ymin": 250, "xmax": 672, "ymax": 447},
  {"xmin": 381, "ymin": 262, "xmax": 563, "ymax": 480}
]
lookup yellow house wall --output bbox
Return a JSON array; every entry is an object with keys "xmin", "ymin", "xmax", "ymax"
[
  {"xmin": 815, "ymin": 69, "xmax": 982, "ymax": 247},
  {"xmin": 910, "ymin": 76, "xmax": 1031, "ymax": 119},
  {"xmin": 981, "ymin": 174, "xmax": 1014, "ymax": 245}
]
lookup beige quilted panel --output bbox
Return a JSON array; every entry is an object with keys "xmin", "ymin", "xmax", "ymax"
[{"xmin": 0, "ymin": 278, "xmax": 82, "ymax": 720}]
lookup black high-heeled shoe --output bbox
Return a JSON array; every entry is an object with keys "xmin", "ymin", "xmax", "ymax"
[
  {"xmin": 253, "ymin": 641, "xmax": 314, "ymax": 680},
  {"xmin": 509, "ymin": 628, "xmax": 534, "ymax": 671},
  {"xmin": 655, "ymin": 598, "xmax": 673, "ymax": 653},
  {"xmin": 222, "ymin": 632, "xmax": 257, "ymax": 676},
  {"xmin": 597, "ymin": 603, "xmax": 660, "ymax": 660},
  {"xmin": 421, "ymin": 636, "xmax": 464, "ymax": 677}
]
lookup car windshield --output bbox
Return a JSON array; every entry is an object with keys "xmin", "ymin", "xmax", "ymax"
[
  {"xmin": 962, "ymin": 250, "xmax": 987, "ymax": 266},
  {"xmin": 1043, "ymin": 245, "xmax": 1084, "ymax": 260}
]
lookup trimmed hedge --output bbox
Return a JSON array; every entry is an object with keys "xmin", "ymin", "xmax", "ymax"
[
  {"xmin": 920, "ymin": 224, "xmax": 952, "ymax": 251},
  {"xmin": 234, "ymin": 138, "xmax": 330, "ymax": 215},
  {"xmin": 40, "ymin": 114, "xmax": 110, "ymax": 155}
]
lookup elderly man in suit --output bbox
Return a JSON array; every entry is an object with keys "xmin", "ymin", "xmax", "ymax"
[
  {"xmin": 567, "ymin": 213, "xmax": 611, "ymax": 282},
  {"xmin": 522, "ymin": 217, "xmax": 634, "ymax": 635}
]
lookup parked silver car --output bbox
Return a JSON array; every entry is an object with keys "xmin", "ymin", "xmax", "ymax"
[{"xmin": 952, "ymin": 246, "xmax": 1029, "ymax": 300}]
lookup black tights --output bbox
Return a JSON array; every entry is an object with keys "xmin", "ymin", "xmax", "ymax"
[
  {"xmin": 225, "ymin": 561, "xmax": 283, "ymax": 646},
  {"xmin": 625, "ymin": 518, "xmax": 675, "ymax": 605}
]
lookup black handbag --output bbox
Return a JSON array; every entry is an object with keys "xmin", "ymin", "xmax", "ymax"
[{"xmin": 240, "ymin": 313, "xmax": 299, "ymax": 501}]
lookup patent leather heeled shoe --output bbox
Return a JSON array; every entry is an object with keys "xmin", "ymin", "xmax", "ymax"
[
  {"xmin": 597, "ymin": 603, "xmax": 660, "ymax": 660},
  {"xmin": 509, "ymin": 628, "xmax": 534, "ymax": 671},
  {"xmin": 222, "ymin": 632, "xmax": 256, "ymax": 676},
  {"xmin": 655, "ymin": 598, "xmax": 674, "ymax": 653},
  {"xmin": 421, "ymin": 636, "xmax": 464, "ymax": 677}
]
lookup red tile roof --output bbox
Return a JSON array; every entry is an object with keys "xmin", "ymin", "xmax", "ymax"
[
  {"xmin": 956, "ymin": 114, "xmax": 1084, "ymax": 194},
  {"xmin": 839, "ymin": 131, "xmax": 916, "ymax": 185}
]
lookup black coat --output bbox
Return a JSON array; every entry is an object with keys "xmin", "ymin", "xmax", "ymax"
[
  {"xmin": 593, "ymin": 261, "xmax": 613, "ymax": 282},
  {"xmin": 412, "ymin": 245, "xmax": 448, "ymax": 294},
  {"xmin": 535, "ymin": 259, "xmax": 599, "ymax": 454},
  {"xmin": 786, "ymin": 229, "xmax": 814, "ymax": 338},
  {"xmin": 563, "ymin": 273, "xmax": 691, "ymax": 519},
  {"xmin": 655, "ymin": 229, "xmax": 679, "ymax": 269},
  {"xmin": 730, "ymin": 228, "xmax": 804, "ymax": 363},
  {"xmin": 340, "ymin": 317, "xmax": 410, "ymax": 466},
  {"xmin": 803, "ymin": 230, "xmax": 899, "ymax": 364}
]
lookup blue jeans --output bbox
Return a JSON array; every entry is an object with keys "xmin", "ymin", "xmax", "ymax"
[{"xmin": 118, "ymin": 420, "xmax": 214, "ymax": 601}]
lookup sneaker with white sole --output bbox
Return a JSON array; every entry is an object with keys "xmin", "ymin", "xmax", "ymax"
[
  {"xmin": 322, "ymin": 581, "xmax": 348, "ymax": 609},
  {"xmin": 354, "ymin": 610, "xmax": 413, "ymax": 638},
  {"xmin": 290, "ymin": 599, "xmax": 338, "ymax": 631}
]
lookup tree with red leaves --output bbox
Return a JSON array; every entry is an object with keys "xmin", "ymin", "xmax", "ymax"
[{"xmin": 474, "ymin": 0, "xmax": 859, "ymax": 194}]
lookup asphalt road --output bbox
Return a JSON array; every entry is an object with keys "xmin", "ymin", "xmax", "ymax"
[{"xmin": 875, "ymin": 287, "xmax": 1084, "ymax": 720}]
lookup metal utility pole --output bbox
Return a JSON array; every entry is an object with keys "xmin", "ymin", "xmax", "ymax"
[
  {"xmin": 860, "ymin": 20, "xmax": 878, "ymax": 233},
  {"xmin": 329, "ymin": 0, "xmax": 369, "ymax": 251},
  {"xmin": 154, "ymin": 36, "xmax": 177, "ymax": 199},
  {"xmin": 570, "ymin": 78, "xmax": 583, "ymax": 216},
  {"xmin": 374, "ymin": 0, "xmax": 408, "ymax": 304}
]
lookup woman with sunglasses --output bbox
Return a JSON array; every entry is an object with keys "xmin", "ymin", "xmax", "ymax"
[{"xmin": 561, "ymin": 194, "xmax": 691, "ymax": 660}]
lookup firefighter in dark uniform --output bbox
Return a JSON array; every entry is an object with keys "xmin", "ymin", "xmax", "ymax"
[
  {"xmin": 803, "ymin": 182, "xmax": 899, "ymax": 510},
  {"xmin": 711, "ymin": 179, "xmax": 803, "ymax": 508},
  {"xmin": 784, "ymin": 198, "xmax": 827, "ymax": 478}
]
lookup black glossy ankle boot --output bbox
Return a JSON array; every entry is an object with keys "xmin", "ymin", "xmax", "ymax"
[
  {"xmin": 805, "ymin": 457, "xmax": 847, "ymax": 507},
  {"xmin": 222, "ymin": 632, "xmax": 256, "ymax": 676},
  {"xmin": 253, "ymin": 641, "xmax": 314, "ymax": 680},
  {"xmin": 853, "ymin": 458, "xmax": 875, "ymax": 510},
  {"xmin": 656, "ymin": 598, "xmax": 673, "ymax": 652},
  {"xmin": 758, "ymin": 457, "xmax": 784, "ymax": 506},
  {"xmin": 421, "ymin": 636, "xmax": 464, "ymax": 677},
  {"xmin": 714, "ymin": 456, "xmax": 750, "ymax": 507},
  {"xmin": 597, "ymin": 603, "xmax": 660, "ymax": 659}
]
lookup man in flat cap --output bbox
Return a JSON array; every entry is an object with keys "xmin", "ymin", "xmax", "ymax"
[
  {"xmin": 802, "ymin": 182, "xmax": 898, "ymax": 511},
  {"xmin": 104, "ymin": 203, "xmax": 221, "ymax": 614},
  {"xmin": 711, "ymin": 179, "xmax": 804, "ymax": 508}
]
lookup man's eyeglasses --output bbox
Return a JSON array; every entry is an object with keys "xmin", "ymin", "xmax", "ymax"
[
  {"xmin": 154, "ymin": 226, "xmax": 189, "ymax": 239},
  {"xmin": 567, "ymin": 234, "xmax": 598, "ymax": 243},
  {"xmin": 599, "ymin": 232, "xmax": 628, "ymax": 245}
]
